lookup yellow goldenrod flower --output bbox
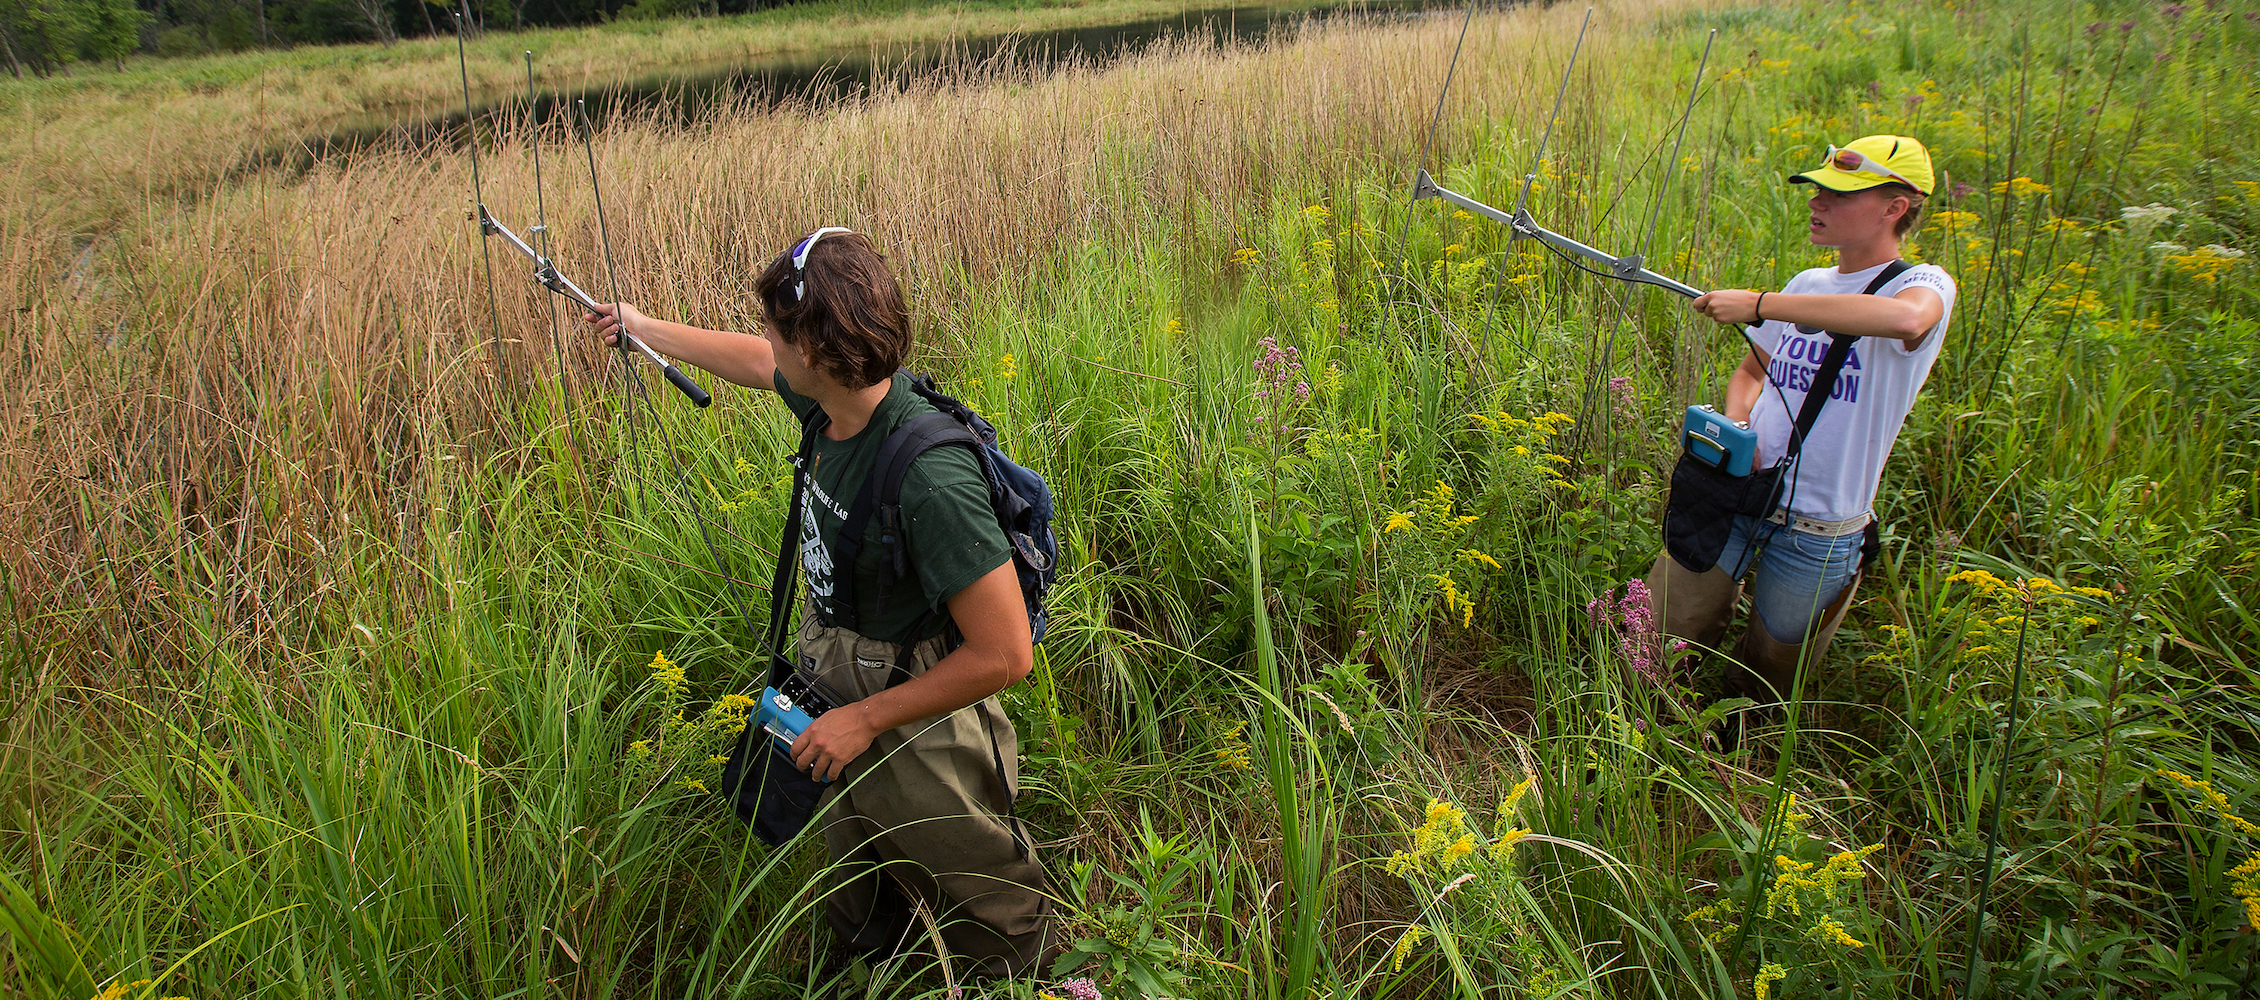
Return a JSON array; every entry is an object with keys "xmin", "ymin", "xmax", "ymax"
[
  {"xmin": 2158, "ymin": 770, "xmax": 2260, "ymax": 836},
  {"xmin": 2230, "ymin": 855, "xmax": 2260, "ymax": 927},
  {"xmin": 629, "ymin": 740, "xmax": 653, "ymax": 759},
  {"xmin": 1490, "ymin": 828, "xmax": 1530, "ymax": 859},
  {"xmin": 1943, "ymin": 570, "xmax": 2015, "ymax": 592},
  {"xmin": 1810, "ymin": 914, "xmax": 1864, "ymax": 948},
  {"xmin": 1457, "ymin": 549, "xmax": 1502, "ymax": 571},
  {"xmin": 648, "ymin": 650, "xmax": 689, "ymax": 702},
  {"xmin": 1390, "ymin": 925, "xmax": 1428, "ymax": 972},
  {"xmin": 1229, "ymin": 247, "xmax": 1261, "ymax": 268},
  {"xmin": 1990, "ymin": 176, "xmax": 2052, "ymax": 198},
  {"xmin": 2072, "ymin": 586, "xmax": 2112, "ymax": 600},
  {"xmin": 1441, "ymin": 832, "xmax": 1476, "ymax": 867},
  {"xmin": 1384, "ymin": 511, "xmax": 1415, "ymax": 534},
  {"xmin": 995, "ymin": 354, "xmax": 1017, "ymax": 380},
  {"xmin": 1502, "ymin": 777, "xmax": 1534, "ymax": 816},
  {"xmin": 1755, "ymin": 964, "xmax": 1787, "ymax": 1000}
]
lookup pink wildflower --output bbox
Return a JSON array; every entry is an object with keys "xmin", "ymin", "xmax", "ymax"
[{"xmin": 1589, "ymin": 579, "xmax": 1666, "ymax": 686}]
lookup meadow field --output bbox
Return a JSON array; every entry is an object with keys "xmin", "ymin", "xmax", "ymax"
[{"xmin": 5, "ymin": 0, "xmax": 2259, "ymax": 997}]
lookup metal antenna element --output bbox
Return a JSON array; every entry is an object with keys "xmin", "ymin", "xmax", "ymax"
[
  {"xmin": 1636, "ymin": 29, "xmax": 1717, "ymax": 264},
  {"xmin": 572, "ymin": 99, "xmax": 762, "ymax": 643},
  {"xmin": 456, "ymin": 12, "xmax": 509, "ymax": 389},
  {"xmin": 1411, "ymin": 0, "xmax": 1484, "ymax": 191},
  {"xmin": 1512, "ymin": 6, "xmax": 1592, "ymax": 222},
  {"xmin": 457, "ymin": 63, "xmax": 711, "ymax": 409},
  {"xmin": 523, "ymin": 49, "xmax": 590, "ymax": 477},
  {"xmin": 1410, "ymin": 16, "xmax": 1754, "ymax": 332},
  {"xmin": 523, "ymin": 51, "xmax": 553, "ymax": 260}
]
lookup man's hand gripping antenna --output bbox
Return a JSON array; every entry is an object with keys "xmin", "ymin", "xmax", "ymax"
[
  {"xmin": 453, "ymin": 18, "xmax": 711, "ymax": 408},
  {"xmin": 475, "ymin": 204, "xmax": 712, "ymax": 406}
]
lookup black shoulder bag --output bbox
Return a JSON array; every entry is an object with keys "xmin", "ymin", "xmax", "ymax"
[
  {"xmin": 1664, "ymin": 260, "xmax": 1909, "ymax": 572},
  {"xmin": 717, "ymin": 407, "xmax": 835, "ymax": 846}
]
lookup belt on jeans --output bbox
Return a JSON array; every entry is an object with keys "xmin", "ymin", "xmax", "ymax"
[{"xmin": 1765, "ymin": 508, "xmax": 1874, "ymax": 537}]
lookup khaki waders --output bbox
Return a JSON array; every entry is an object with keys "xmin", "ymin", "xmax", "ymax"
[
  {"xmin": 797, "ymin": 610, "xmax": 1055, "ymax": 979},
  {"xmin": 1645, "ymin": 552, "xmax": 1864, "ymax": 702}
]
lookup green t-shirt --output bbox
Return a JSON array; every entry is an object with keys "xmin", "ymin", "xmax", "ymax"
[{"xmin": 774, "ymin": 371, "xmax": 1010, "ymax": 642}]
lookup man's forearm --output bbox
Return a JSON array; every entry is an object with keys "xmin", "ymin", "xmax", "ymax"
[
  {"xmin": 633, "ymin": 318, "xmax": 775, "ymax": 389},
  {"xmin": 1760, "ymin": 291, "xmax": 1938, "ymax": 341},
  {"xmin": 1725, "ymin": 362, "xmax": 1767, "ymax": 423}
]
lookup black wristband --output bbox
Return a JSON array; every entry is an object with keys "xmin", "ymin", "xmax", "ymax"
[{"xmin": 1755, "ymin": 291, "xmax": 1767, "ymax": 322}]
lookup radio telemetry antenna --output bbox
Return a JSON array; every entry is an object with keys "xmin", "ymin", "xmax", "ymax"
[
  {"xmin": 1413, "ymin": 12, "xmax": 1733, "ymax": 315},
  {"xmin": 474, "ymin": 204, "xmax": 712, "ymax": 406},
  {"xmin": 453, "ymin": 18, "xmax": 712, "ymax": 409}
]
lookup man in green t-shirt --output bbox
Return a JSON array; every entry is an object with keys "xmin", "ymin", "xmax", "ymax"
[{"xmin": 584, "ymin": 229, "xmax": 1052, "ymax": 977}]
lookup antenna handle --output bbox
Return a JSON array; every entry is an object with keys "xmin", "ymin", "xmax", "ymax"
[{"xmin": 663, "ymin": 364, "xmax": 713, "ymax": 408}]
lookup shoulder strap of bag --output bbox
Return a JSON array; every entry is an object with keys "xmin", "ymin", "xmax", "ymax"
[
  {"xmin": 830, "ymin": 411, "xmax": 982, "ymax": 636},
  {"xmin": 1781, "ymin": 259, "xmax": 1912, "ymax": 461},
  {"xmin": 766, "ymin": 406, "xmax": 830, "ymax": 688}
]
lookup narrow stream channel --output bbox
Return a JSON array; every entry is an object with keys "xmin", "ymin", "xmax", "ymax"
[{"xmin": 271, "ymin": 0, "xmax": 1475, "ymax": 173}]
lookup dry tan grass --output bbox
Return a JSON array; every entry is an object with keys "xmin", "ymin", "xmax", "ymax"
[
  {"xmin": 6, "ymin": 0, "xmax": 1342, "ymax": 227},
  {"xmin": 4, "ymin": 0, "xmax": 1693, "ymax": 669}
]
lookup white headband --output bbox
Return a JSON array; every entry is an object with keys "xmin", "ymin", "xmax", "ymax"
[{"xmin": 789, "ymin": 227, "xmax": 853, "ymax": 302}]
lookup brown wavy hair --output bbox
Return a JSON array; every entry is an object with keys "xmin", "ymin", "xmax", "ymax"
[{"xmin": 754, "ymin": 231, "xmax": 910, "ymax": 390}]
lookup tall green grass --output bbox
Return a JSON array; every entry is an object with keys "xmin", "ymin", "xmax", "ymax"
[{"xmin": 7, "ymin": 0, "xmax": 2260, "ymax": 997}]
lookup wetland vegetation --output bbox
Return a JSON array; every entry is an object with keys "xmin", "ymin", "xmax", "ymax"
[{"xmin": 5, "ymin": 0, "xmax": 2259, "ymax": 997}]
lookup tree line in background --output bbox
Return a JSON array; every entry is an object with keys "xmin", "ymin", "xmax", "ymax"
[{"xmin": 1, "ymin": 0, "xmax": 790, "ymax": 76}]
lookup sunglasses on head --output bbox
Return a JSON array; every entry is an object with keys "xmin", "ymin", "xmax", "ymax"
[
  {"xmin": 786, "ymin": 227, "xmax": 853, "ymax": 302},
  {"xmin": 1824, "ymin": 145, "xmax": 1919, "ymax": 191}
]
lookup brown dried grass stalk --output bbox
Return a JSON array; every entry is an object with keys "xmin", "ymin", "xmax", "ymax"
[{"xmin": 2, "ymin": 1, "xmax": 1671, "ymax": 675}]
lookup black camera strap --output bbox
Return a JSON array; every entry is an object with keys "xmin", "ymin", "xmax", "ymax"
[{"xmin": 765, "ymin": 406, "xmax": 829, "ymax": 688}]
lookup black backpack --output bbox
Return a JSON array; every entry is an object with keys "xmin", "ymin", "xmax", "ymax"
[
  {"xmin": 717, "ymin": 371, "xmax": 1056, "ymax": 848},
  {"xmin": 830, "ymin": 370, "xmax": 1059, "ymax": 660}
]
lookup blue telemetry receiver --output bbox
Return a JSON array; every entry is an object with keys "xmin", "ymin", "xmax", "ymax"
[
  {"xmin": 757, "ymin": 687, "xmax": 819, "ymax": 754},
  {"xmin": 1682, "ymin": 404, "xmax": 1758, "ymax": 477}
]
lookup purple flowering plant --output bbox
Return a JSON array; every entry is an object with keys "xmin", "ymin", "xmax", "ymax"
[
  {"xmin": 1586, "ymin": 579, "xmax": 1682, "ymax": 688},
  {"xmin": 1252, "ymin": 335, "xmax": 1312, "ymax": 438}
]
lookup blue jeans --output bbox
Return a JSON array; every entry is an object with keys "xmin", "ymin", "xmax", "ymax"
[{"xmin": 1716, "ymin": 514, "xmax": 1866, "ymax": 644}]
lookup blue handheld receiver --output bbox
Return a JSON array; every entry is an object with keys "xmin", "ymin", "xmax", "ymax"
[
  {"xmin": 1682, "ymin": 404, "xmax": 1758, "ymax": 477},
  {"xmin": 757, "ymin": 687, "xmax": 819, "ymax": 754}
]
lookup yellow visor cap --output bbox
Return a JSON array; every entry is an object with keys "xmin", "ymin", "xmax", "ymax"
[{"xmin": 1790, "ymin": 134, "xmax": 1935, "ymax": 195}]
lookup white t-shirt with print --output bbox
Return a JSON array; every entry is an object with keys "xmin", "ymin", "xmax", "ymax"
[{"xmin": 1747, "ymin": 259, "xmax": 1956, "ymax": 523}]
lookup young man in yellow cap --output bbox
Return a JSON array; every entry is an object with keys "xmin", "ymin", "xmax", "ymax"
[{"xmin": 1656, "ymin": 134, "xmax": 1956, "ymax": 724}]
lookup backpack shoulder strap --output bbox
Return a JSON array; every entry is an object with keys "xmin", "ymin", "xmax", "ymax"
[
  {"xmin": 1782, "ymin": 259, "xmax": 1913, "ymax": 460},
  {"xmin": 830, "ymin": 411, "xmax": 981, "ymax": 635}
]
